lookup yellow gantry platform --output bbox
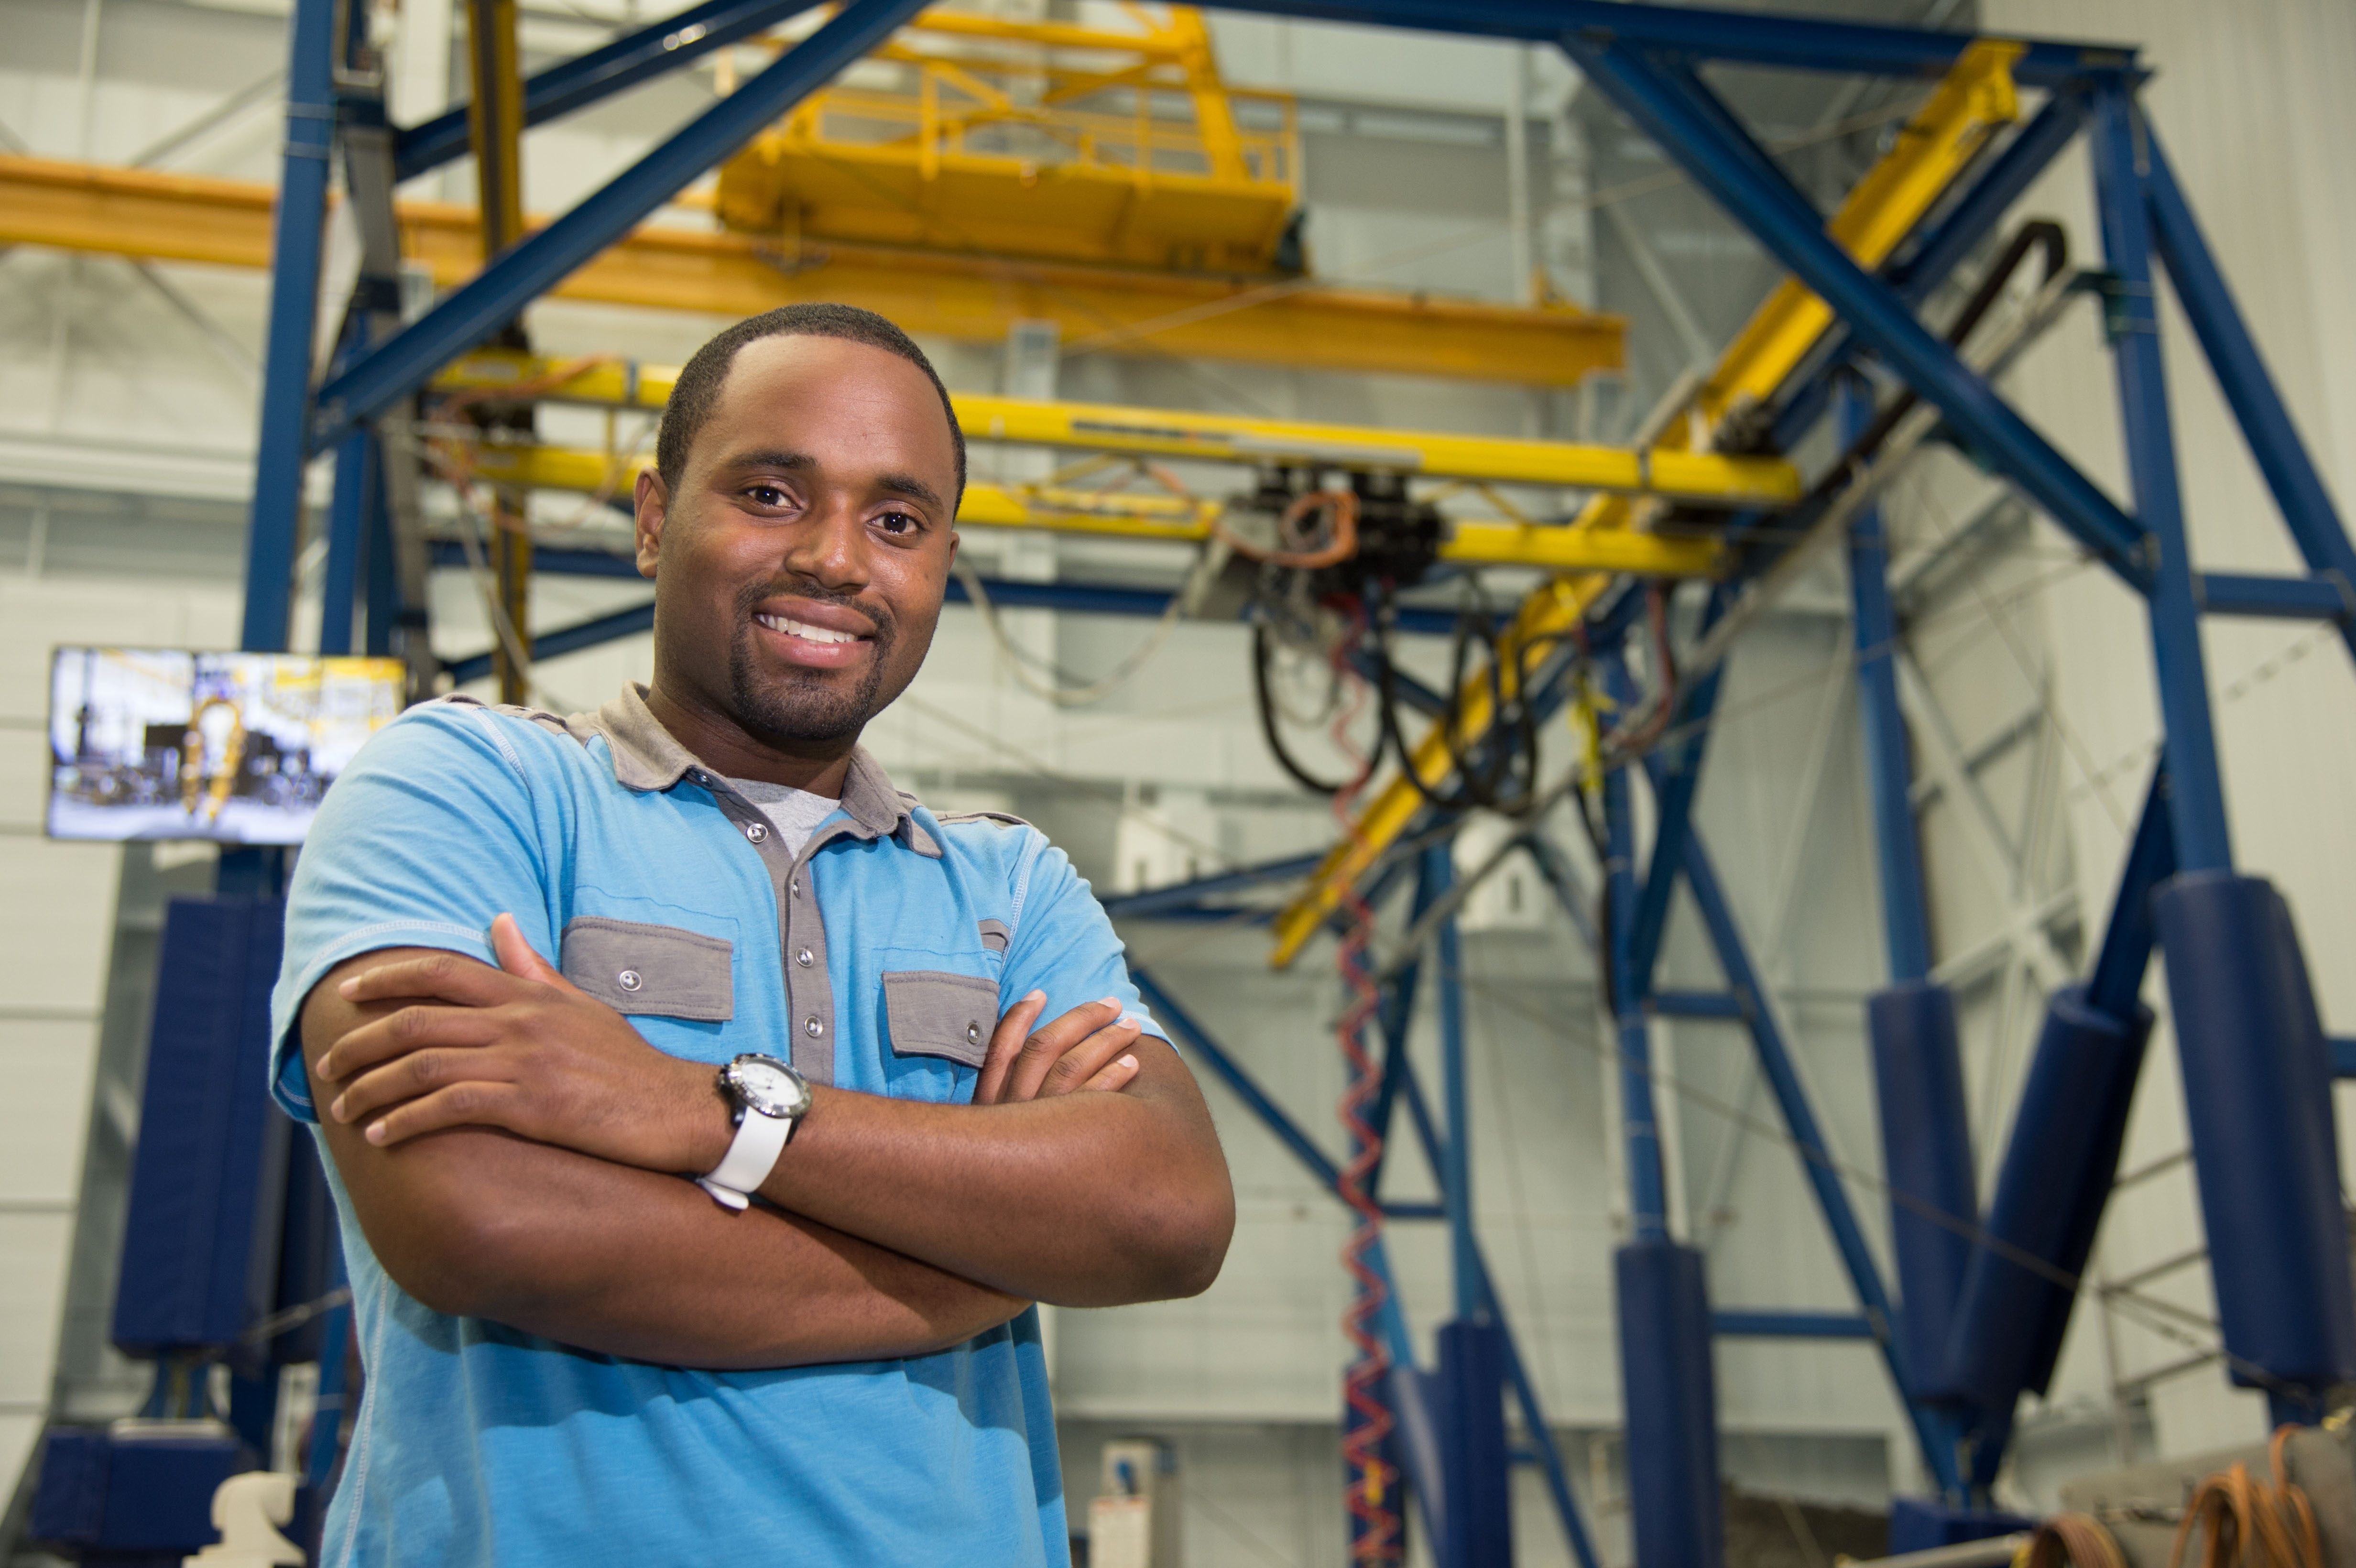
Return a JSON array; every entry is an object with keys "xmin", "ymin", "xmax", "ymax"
[
  {"xmin": 720, "ymin": 7, "xmax": 1299, "ymax": 275},
  {"xmin": 445, "ymin": 438, "xmax": 1727, "ymax": 578},
  {"xmin": 1264, "ymin": 38, "xmax": 2028, "ymax": 969}
]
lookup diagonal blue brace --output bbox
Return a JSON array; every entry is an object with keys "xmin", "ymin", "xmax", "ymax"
[
  {"xmin": 2142, "ymin": 131, "xmax": 2356, "ymax": 668},
  {"xmin": 393, "ymin": 0, "xmax": 828, "ymax": 180},
  {"xmin": 1559, "ymin": 33, "xmax": 2151, "ymax": 592},
  {"xmin": 1677, "ymin": 825, "xmax": 1961, "ymax": 1495},
  {"xmin": 1628, "ymin": 590, "xmax": 1733, "ymax": 991},
  {"xmin": 310, "ymin": 0, "xmax": 929, "ymax": 451}
]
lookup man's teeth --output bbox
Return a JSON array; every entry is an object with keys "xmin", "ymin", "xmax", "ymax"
[{"xmin": 757, "ymin": 612, "xmax": 860, "ymax": 646}]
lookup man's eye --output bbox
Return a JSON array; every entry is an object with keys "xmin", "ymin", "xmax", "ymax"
[
  {"xmin": 878, "ymin": 510, "xmax": 919, "ymax": 534},
  {"xmin": 745, "ymin": 484, "xmax": 793, "ymax": 508}
]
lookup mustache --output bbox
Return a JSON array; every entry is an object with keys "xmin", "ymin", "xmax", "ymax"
[{"xmin": 733, "ymin": 577, "xmax": 893, "ymax": 641}]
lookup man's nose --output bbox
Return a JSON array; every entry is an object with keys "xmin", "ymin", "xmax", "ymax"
[{"xmin": 780, "ymin": 496, "xmax": 871, "ymax": 593}]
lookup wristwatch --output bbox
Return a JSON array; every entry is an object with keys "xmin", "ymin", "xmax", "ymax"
[{"xmin": 697, "ymin": 1054, "xmax": 812, "ymax": 1210}]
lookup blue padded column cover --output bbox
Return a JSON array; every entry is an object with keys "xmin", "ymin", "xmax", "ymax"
[
  {"xmin": 1866, "ymin": 981, "xmax": 1976, "ymax": 1398},
  {"xmin": 1940, "ymin": 985, "xmax": 2150, "ymax": 1411},
  {"xmin": 1617, "ymin": 1241, "xmax": 1722, "ymax": 1568},
  {"xmin": 2156, "ymin": 871, "xmax": 2356, "ymax": 1398}
]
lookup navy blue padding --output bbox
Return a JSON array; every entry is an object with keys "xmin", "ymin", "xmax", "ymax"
[
  {"xmin": 1865, "ymin": 981, "xmax": 1977, "ymax": 1398},
  {"xmin": 98, "ymin": 1432, "xmax": 248, "ymax": 1551},
  {"xmin": 2157, "ymin": 871, "xmax": 2356, "ymax": 1389},
  {"xmin": 112, "ymin": 897, "xmax": 292, "ymax": 1359},
  {"xmin": 1435, "ymin": 1319, "xmax": 1511, "ymax": 1568},
  {"xmin": 1940, "ymin": 985, "xmax": 2150, "ymax": 1411},
  {"xmin": 28, "ymin": 1427, "xmax": 249, "ymax": 1555},
  {"xmin": 1617, "ymin": 1241, "xmax": 1723, "ymax": 1568},
  {"xmin": 29, "ymin": 1426, "xmax": 109, "ymax": 1546}
]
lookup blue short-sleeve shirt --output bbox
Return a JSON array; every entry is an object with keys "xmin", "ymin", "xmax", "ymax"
[{"xmin": 269, "ymin": 684, "xmax": 1170, "ymax": 1567}]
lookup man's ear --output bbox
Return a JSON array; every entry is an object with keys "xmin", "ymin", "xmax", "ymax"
[{"xmin": 633, "ymin": 468, "xmax": 668, "ymax": 580}]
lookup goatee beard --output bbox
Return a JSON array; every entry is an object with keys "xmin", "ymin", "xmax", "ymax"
[{"xmin": 725, "ymin": 586, "xmax": 894, "ymax": 745}]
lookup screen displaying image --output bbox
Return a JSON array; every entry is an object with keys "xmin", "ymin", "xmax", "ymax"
[{"xmin": 48, "ymin": 649, "xmax": 408, "ymax": 844}]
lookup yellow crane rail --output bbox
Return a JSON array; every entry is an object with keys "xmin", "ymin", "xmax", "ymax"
[
  {"xmin": 1265, "ymin": 38, "xmax": 2028, "ymax": 969},
  {"xmin": 430, "ymin": 350, "xmax": 1800, "ymax": 507},
  {"xmin": 0, "ymin": 154, "xmax": 1623, "ymax": 387},
  {"xmin": 444, "ymin": 440, "xmax": 1724, "ymax": 576}
]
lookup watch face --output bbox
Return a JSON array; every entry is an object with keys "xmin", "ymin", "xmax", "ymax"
[{"xmin": 727, "ymin": 1056, "xmax": 806, "ymax": 1119}]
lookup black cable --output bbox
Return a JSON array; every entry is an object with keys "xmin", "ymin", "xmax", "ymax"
[{"xmin": 1253, "ymin": 620, "xmax": 1352, "ymax": 796}]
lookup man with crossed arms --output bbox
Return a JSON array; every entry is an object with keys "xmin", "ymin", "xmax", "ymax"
[{"xmin": 274, "ymin": 304, "xmax": 1236, "ymax": 1565}]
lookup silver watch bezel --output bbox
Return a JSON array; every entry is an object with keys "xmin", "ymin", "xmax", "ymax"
[{"xmin": 719, "ymin": 1053, "xmax": 810, "ymax": 1122}]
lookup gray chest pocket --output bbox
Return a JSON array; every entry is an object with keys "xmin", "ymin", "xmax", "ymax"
[
  {"xmin": 882, "ymin": 970, "xmax": 998, "ymax": 1068},
  {"xmin": 561, "ymin": 917, "xmax": 734, "ymax": 1020}
]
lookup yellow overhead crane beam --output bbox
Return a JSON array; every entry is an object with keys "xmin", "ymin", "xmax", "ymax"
[
  {"xmin": 448, "ymin": 440, "xmax": 1725, "ymax": 577},
  {"xmin": 1265, "ymin": 38, "xmax": 2028, "ymax": 969},
  {"xmin": 430, "ymin": 349, "xmax": 1801, "ymax": 508},
  {"xmin": 0, "ymin": 153, "xmax": 1623, "ymax": 387}
]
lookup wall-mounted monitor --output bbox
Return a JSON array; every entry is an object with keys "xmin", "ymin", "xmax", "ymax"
[{"xmin": 47, "ymin": 649, "xmax": 407, "ymax": 844}]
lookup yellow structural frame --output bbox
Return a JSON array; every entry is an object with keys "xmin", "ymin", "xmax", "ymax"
[
  {"xmin": 0, "ymin": 153, "xmax": 1624, "ymax": 387},
  {"xmin": 430, "ymin": 350, "xmax": 1800, "ymax": 507},
  {"xmin": 448, "ymin": 440, "xmax": 1725, "ymax": 577},
  {"xmin": 1264, "ymin": 38, "xmax": 2027, "ymax": 969}
]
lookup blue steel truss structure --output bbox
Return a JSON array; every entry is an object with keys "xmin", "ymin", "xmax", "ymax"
[{"xmin": 220, "ymin": 3, "xmax": 2356, "ymax": 1567}]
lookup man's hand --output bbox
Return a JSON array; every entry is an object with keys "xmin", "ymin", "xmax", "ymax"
[
  {"xmin": 323, "ymin": 916, "xmax": 1151, "ymax": 1166},
  {"xmin": 974, "ymin": 991, "xmax": 1145, "ymax": 1104},
  {"xmin": 322, "ymin": 914, "xmax": 716, "ymax": 1169}
]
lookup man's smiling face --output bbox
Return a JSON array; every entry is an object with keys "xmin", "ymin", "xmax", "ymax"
[{"xmin": 633, "ymin": 333, "xmax": 960, "ymax": 757}]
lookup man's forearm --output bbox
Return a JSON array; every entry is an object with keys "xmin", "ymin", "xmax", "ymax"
[
  {"xmin": 347, "ymin": 1125, "xmax": 1026, "ymax": 1369},
  {"xmin": 739, "ymin": 1044, "xmax": 1234, "ymax": 1308}
]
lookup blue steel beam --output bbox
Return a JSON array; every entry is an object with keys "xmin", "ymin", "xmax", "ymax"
[
  {"xmin": 1652, "ymin": 991, "xmax": 1744, "ymax": 1021},
  {"xmin": 2087, "ymin": 81, "xmax": 2232, "ymax": 873},
  {"xmin": 1211, "ymin": 0, "xmax": 2128, "ymax": 88},
  {"xmin": 1128, "ymin": 966, "xmax": 1440, "ymax": 1222},
  {"xmin": 1771, "ymin": 89, "xmax": 2091, "ymax": 460},
  {"xmin": 443, "ymin": 599, "xmax": 655, "ymax": 684},
  {"xmin": 1427, "ymin": 846, "xmax": 1480, "ymax": 1322},
  {"xmin": 1523, "ymin": 829, "xmax": 1601, "ymax": 953},
  {"xmin": 2144, "ymin": 132, "xmax": 2356, "ymax": 665},
  {"xmin": 1843, "ymin": 378, "xmax": 1935, "ymax": 982},
  {"xmin": 310, "ymin": 0, "xmax": 929, "ymax": 450},
  {"xmin": 1560, "ymin": 34, "xmax": 2151, "ymax": 592},
  {"xmin": 1365, "ymin": 856, "xmax": 1442, "ymax": 1201},
  {"xmin": 1714, "ymin": 1312, "xmax": 1876, "ymax": 1340},
  {"xmin": 1101, "ymin": 851, "xmax": 1326, "ymax": 920},
  {"xmin": 394, "ymin": 0, "xmax": 826, "ymax": 180},
  {"xmin": 319, "ymin": 428, "xmax": 373, "ymax": 656},
  {"xmin": 1627, "ymin": 593, "xmax": 1732, "ymax": 991},
  {"xmin": 241, "ymin": 0, "xmax": 339, "ymax": 653},
  {"xmin": 1678, "ymin": 826, "xmax": 1959, "ymax": 1493},
  {"xmin": 1605, "ymin": 763, "xmax": 1672, "ymax": 1245},
  {"xmin": 2199, "ymin": 574, "xmax": 2353, "ymax": 621}
]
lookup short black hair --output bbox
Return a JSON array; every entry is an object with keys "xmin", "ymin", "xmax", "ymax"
[{"xmin": 655, "ymin": 303, "xmax": 966, "ymax": 501}]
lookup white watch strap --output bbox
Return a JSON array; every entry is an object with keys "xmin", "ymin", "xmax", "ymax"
[{"xmin": 698, "ymin": 1107, "xmax": 793, "ymax": 1210}]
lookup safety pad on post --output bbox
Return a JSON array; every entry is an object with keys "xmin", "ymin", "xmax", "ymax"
[
  {"xmin": 1941, "ymin": 985, "xmax": 2150, "ymax": 1413},
  {"xmin": 1436, "ymin": 1319, "xmax": 1511, "ymax": 1568},
  {"xmin": 2156, "ymin": 871, "xmax": 2356, "ymax": 1394},
  {"xmin": 1866, "ymin": 982, "xmax": 1977, "ymax": 1402},
  {"xmin": 1616, "ymin": 1241, "xmax": 1723, "ymax": 1568}
]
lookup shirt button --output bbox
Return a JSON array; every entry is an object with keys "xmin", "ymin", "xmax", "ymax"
[
  {"xmin": 746, "ymin": 821, "xmax": 769, "ymax": 843},
  {"xmin": 966, "ymin": 1021, "xmax": 981, "ymax": 1045},
  {"xmin": 790, "ymin": 878, "xmax": 800, "ymax": 897},
  {"xmin": 617, "ymin": 969, "xmax": 643, "ymax": 992},
  {"xmin": 795, "ymin": 947, "xmax": 814, "ymax": 967},
  {"xmin": 804, "ymin": 1015, "xmax": 824, "ymax": 1038}
]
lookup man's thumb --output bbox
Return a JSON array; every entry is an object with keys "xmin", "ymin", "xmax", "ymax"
[{"xmin": 491, "ymin": 913, "xmax": 570, "ymax": 987}]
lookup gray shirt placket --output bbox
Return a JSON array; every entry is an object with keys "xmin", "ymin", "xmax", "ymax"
[{"xmin": 686, "ymin": 770, "xmax": 874, "ymax": 1087}]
